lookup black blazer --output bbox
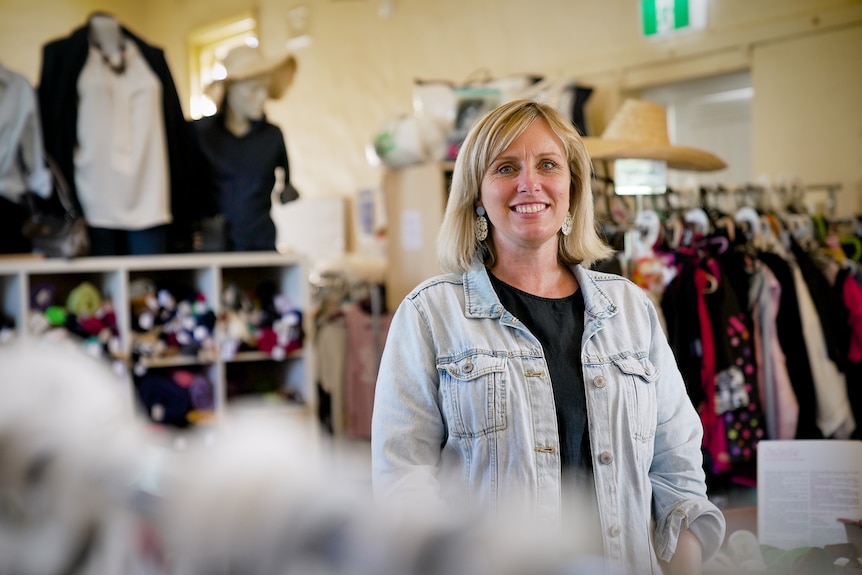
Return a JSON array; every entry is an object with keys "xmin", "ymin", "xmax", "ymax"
[{"xmin": 37, "ymin": 21, "xmax": 197, "ymax": 251}]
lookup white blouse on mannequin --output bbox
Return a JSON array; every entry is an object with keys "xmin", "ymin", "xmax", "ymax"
[{"xmin": 74, "ymin": 13, "xmax": 171, "ymax": 230}]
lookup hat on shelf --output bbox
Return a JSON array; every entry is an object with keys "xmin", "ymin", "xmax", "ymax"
[
  {"xmin": 583, "ymin": 99, "xmax": 727, "ymax": 172},
  {"xmin": 206, "ymin": 45, "xmax": 297, "ymax": 102}
]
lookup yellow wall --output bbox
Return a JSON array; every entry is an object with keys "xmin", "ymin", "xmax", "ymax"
[
  {"xmin": 2, "ymin": 0, "xmax": 861, "ymax": 215},
  {"xmin": 753, "ymin": 24, "xmax": 862, "ymax": 216}
]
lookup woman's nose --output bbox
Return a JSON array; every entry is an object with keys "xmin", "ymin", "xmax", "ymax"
[{"xmin": 517, "ymin": 166, "xmax": 540, "ymax": 192}]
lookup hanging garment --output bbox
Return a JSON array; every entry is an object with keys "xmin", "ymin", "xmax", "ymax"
[
  {"xmin": 790, "ymin": 262, "xmax": 855, "ymax": 438},
  {"xmin": 343, "ymin": 302, "xmax": 392, "ymax": 439},
  {"xmin": 0, "ymin": 64, "xmax": 51, "ymax": 202},
  {"xmin": 316, "ymin": 314, "xmax": 348, "ymax": 435},
  {"xmin": 703, "ymin": 254, "xmax": 765, "ymax": 472},
  {"xmin": 758, "ymin": 252, "xmax": 823, "ymax": 439},
  {"xmin": 790, "ymin": 237, "xmax": 851, "ymax": 372},
  {"xmin": 629, "ymin": 211, "xmax": 676, "ymax": 336},
  {"xmin": 661, "ymin": 250, "xmax": 706, "ymax": 408},
  {"xmin": 836, "ymin": 267, "xmax": 862, "ymax": 438},
  {"xmin": 749, "ymin": 262, "xmax": 799, "ymax": 440},
  {"xmin": 0, "ymin": 64, "xmax": 53, "ymax": 254},
  {"xmin": 694, "ymin": 262, "xmax": 729, "ymax": 475}
]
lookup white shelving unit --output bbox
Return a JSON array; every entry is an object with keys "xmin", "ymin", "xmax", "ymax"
[{"xmin": 0, "ymin": 252, "xmax": 314, "ymax": 423}]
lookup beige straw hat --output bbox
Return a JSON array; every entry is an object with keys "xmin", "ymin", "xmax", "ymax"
[
  {"xmin": 206, "ymin": 45, "xmax": 297, "ymax": 102},
  {"xmin": 583, "ymin": 99, "xmax": 726, "ymax": 172}
]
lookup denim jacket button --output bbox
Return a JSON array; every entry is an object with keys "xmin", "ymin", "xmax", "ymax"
[
  {"xmin": 608, "ymin": 524, "xmax": 622, "ymax": 537},
  {"xmin": 593, "ymin": 375, "xmax": 606, "ymax": 388},
  {"xmin": 599, "ymin": 451, "xmax": 613, "ymax": 465}
]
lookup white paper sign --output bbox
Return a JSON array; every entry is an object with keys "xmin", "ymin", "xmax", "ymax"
[
  {"xmin": 400, "ymin": 210, "xmax": 423, "ymax": 252},
  {"xmin": 757, "ymin": 440, "xmax": 862, "ymax": 550}
]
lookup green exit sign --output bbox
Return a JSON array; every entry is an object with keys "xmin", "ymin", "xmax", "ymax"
[{"xmin": 641, "ymin": 0, "xmax": 705, "ymax": 37}]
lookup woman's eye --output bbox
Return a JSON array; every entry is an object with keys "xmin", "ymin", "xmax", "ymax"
[
  {"xmin": 541, "ymin": 160, "xmax": 557, "ymax": 169},
  {"xmin": 497, "ymin": 164, "xmax": 514, "ymax": 175}
]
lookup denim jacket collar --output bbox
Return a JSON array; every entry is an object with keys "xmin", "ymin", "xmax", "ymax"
[{"xmin": 462, "ymin": 258, "xmax": 618, "ymax": 321}]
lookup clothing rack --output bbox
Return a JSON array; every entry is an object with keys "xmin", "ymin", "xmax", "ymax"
[
  {"xmin": 601, "ymin": 181, "xmax": 846, "ymax": 225},
  {"xmin": 804, "ymin": 182, "xmax": 843, "ymax": 218},
  {"xmin": 308, "ymin": 256, "xmax": 388, "ymax": 437},
  {"xmin": 693, "ymin": 181, "xmax": 844, "ymax": 217}
]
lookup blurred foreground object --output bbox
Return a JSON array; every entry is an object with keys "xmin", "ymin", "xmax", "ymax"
[{"xmin": 0, "ymin": 338, "xmax": 617, "ymax": 575}]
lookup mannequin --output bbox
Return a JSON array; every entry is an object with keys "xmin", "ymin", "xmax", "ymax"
[
  {"xmin": 192, "ymin": 46, "xmax": 299, "ymax": 252},
  {"xmin": 38, "ymin": 13, "xmax": 196, "ymax": 255},
  {"xmin": 225, "ymin": 76, "xmax": 267, "ymax": 138},
  {"xmin": 88, "ymin": 13, "xmax": 126, "ymax": 73}
]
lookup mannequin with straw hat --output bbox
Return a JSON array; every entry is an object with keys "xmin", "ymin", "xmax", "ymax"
[{"xmin": 191, "ymin": 45, "xmax": 300, "ymax": 252}]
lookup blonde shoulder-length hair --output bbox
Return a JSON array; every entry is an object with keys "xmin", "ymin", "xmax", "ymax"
[{"xmin": 437, "ymin": 99, "xmax": 614, "ymax": 274}]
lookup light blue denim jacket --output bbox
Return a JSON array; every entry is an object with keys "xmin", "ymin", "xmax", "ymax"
[{"xmin": 371, "ymin": 260, "xmax": 725, "ymax": 574}]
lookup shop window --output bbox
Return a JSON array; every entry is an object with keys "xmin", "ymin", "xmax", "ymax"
[{"xmin": 187, "ymin": 13, "xmax": 259, "ymax": 119}]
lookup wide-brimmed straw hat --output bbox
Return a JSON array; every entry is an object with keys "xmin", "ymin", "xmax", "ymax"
[
  {"xmin": 583, "ymin": 99, "xmax": 726, "ymax": 172},
  {"xmin": 206, "ymin": 45, "xmax": 297, "ymax": 102}
]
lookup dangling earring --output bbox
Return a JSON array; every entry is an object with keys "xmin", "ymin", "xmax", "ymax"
[
  {"xmin": 475, "ymin": 206, "xmax": 488, "ymax": 242},
  {"xmin": 561, "ymin": 213, "xmax": 573, "ymax": 236}
]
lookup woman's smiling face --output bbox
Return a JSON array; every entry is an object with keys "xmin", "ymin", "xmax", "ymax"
[{"xmin": 478, "ymin": 118, "xmax": 571, "ymax": 257}]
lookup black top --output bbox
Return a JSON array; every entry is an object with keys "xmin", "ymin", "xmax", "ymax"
[
  {"xmin": 487, "ymin": 271, "xmax": 591, "ymax": 475},
  {"xmin": 192, "ymin": 115, "xmax": 291, "ymax": 251}
]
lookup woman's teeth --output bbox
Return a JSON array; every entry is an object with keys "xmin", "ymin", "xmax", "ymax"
[{"xmin": 513, "ymin": 204, "xmax": 546, "ymax": 214}]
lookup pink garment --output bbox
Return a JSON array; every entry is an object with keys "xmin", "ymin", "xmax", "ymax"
[
  {"xmin": 343, "ymin": 303, "xmax": 393, "ymax": 440},
  {"xmin": 696, "ymin": 267, "xmax": 730, "ymax": 474},
  {"xmin": 752, "ymin": 264, "xmax": 798, "ymax": 440},
  {"xmin": 844, "ymin": 274, "xmax": 862, "ymax": 363}
]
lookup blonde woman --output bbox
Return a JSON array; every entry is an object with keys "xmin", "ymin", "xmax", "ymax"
[{"xmin": 371, "ymin": 99, "xmax": 725, "ymax": 574}]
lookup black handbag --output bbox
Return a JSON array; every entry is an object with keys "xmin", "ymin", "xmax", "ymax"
[{"xmin": 21, "ymin": 155, "xmax": 90, "ymax": 259}]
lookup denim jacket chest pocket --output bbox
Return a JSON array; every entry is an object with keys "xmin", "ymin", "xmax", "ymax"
[
  {"xmin": 613, "ymin": 356, "xmax": 659, "ymax": 442},
  {"xmin": 438, "ymin": 353, "xmax": 507, "ymax": 438}
]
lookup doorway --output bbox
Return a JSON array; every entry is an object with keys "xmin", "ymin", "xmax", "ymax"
[{"xmin": 640, "ymin": 71, "xmax": 753, "ymax": 190}]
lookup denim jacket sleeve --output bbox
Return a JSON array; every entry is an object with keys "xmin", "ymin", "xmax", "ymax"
[
  {"xmin": 370, "ymin": 293, "xmax": 448, "ymax": 512},
  {"xmin": 645, "ymin": 288, "xmax": 726, "ymax": 562}
]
